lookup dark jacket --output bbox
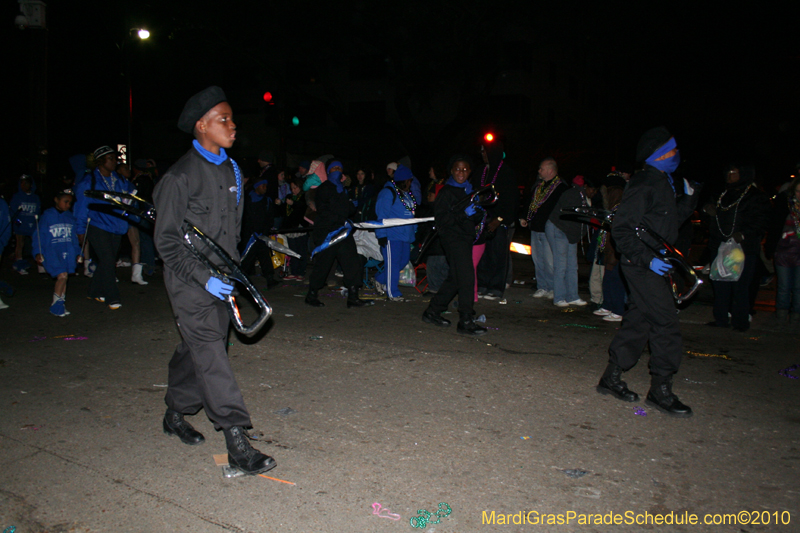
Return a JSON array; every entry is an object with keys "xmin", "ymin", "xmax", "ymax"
[
  {"xmin": 612, "ymin": 165, "xmax": 697, "ymax": 269},
  {"xmin": 527, "ymin": 178, "xmax": 568, "ymax": 233},
  {"xmin": 312, "ymin": 180, "xmax": 355, "ymax": 239},
  {"xmin": 281, "ymin": 192, "xmax": 310, "ymax": 230},
  {"xmin": 434, "ymin": 184, "xmax": 482, "ymax": 243},
  {"xmin": 551, "ymin": 186, "xmax": 585, "ymax": 244},
  {"xmin": 707, "ymin": 180, "xmax": 771, "ymax": 257},
  {"xmin": 766, "ymin": 190, "xmax": 795, "ymax": 259},
  {"xmin": 153, "ymin": 147, "xmax": 243, "ymax": 288},
  {"xmin": 242, "ymin": 193, "xmax": 274, "ymax": 241}
]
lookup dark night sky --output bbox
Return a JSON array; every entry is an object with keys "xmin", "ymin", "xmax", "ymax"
[{"xmin": 5, "ymin": 1, "xmax": 799, "ymax": 195}]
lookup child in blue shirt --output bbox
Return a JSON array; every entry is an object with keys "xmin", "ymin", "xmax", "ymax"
[
  {"xmin": 9, "ymin": 174, "xmax": 41, "ymax": 274},
  {"xmin": 34, "ymin": 189, "xmax": 82, "ymax": 316}
]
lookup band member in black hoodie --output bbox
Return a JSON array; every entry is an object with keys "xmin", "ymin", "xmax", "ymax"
[{"xmin": 595, "ymin": 127, "xmax": 699, "ymax": 418}]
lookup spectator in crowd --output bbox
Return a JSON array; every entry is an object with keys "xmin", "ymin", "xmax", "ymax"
[
  {"xmin": 0, "ymin": 191, "xmax": 12, "ymax": 309},
  {"xmin": 766, "ymin": 176, "xmax": 800, "ymax": 327},
  {"xmin": 519, "ymin": 158, "xmax": 568, "ymax": 300},
  {"xmin": 702, "ymin": 164, "xmax": 771, "ymax": 332},
  {"xmin": 374, "ymin": 164, "xmax": 417, "ymax": 301},
  {"xmin": 116, "ymin": 163, "xmax": 148, "ymax": 286},
  {"xmin": 280, "ymin": 177, "xmax": 311, "ymax": 280},
  {"xmin": 10, "ymin": 174, "xmax": 41, "ymax": 275},
  {"xmin": 548, "ymin": 175, "xmax": 589, "ymax": 307},
  {"xmin": 593, "ymin": 173, "xmax": 628, "ymax": 322},
  {"xmin": 240, "ymin": 177, "xmax": 279, "ymax": 289},
  {"xmin": 34, "ymin": 188, "xmax": 82, "ymax": 316}
]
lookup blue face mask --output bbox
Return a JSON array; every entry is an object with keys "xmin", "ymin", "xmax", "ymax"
[{"xmin": 645, "ymin": 137, "xmax": 680, "ymax": 177}]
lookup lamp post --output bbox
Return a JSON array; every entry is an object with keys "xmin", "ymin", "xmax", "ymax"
[{"xmin": 120, "ymin": 27, "xmax": 150, "ymax": 166}]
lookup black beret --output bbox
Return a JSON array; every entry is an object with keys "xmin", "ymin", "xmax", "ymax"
[
  {"xmin": 177, "ymin": 86, "xmax": 227, "ymax": 134},
  {"xmin": 636, "ymin": 126, "xmax": 672, "ymax": 163}
]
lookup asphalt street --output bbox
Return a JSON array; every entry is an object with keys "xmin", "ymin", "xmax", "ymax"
[{"xmin": 0, "ymin": 253, "xmax": 798, "ymax": 533}]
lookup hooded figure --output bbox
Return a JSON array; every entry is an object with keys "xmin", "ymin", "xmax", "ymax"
[{"xmin": 596, "ymin": 126, "xmax": 699, "ymax": 418}]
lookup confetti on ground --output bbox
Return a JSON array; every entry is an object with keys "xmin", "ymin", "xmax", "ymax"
[
  {"xmin": 153, "ymin": 384, "xmax": 168, "ymax": 387},
  {"xmin": 309, "ymin": 336, "xmax": 323, "ymax": 340},
  {"xmin": 30, "ymin": 336, "xmax": 47, "ymax": 342},
  {"xmin": 562, "ymin": 469, "xmax": 589, "ymax": 478},
  {"xmin": 779, "ymin": 364, "xmax": 798, "ymax": 379},
  {"xmin": 520, "ymin": 436, "xmax": 532, "ymax": 440},
  {"xmin": 20, "ymin": 424, "xmax": 44, "ymax": 431},
  {"xmin": 63, "ymin": 337, "xmax": 88, "ymax": 341},
  {"xmin": 52, "ymin": 334, "xmax": 76, "ymax": 338},
  {"xmin": 561, "ymin": 308, "xmax": 576, "ymax": 313},
  {"xmin": 562, "ymin": 324, "xmax": 599, "ymax": 329},
  {"xmin": 258, "ymin": 474, "xmax": 296, "ymax": 485},
  {"xmin": 275, "ymin": 407, "xmax": 298, "ymax": 416},
  {"xmin": 686, "ymin": 350, "xmax": 731, "ymax": 360},
  {"xmin": 634, "ymin": 407, "xmax": 647, "ymax": 416}
]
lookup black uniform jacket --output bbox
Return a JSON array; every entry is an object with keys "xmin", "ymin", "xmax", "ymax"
[
  {"xmin": 153, "ymin": 148, "xmax": 243, "ymax": 288},
  {"xmin": 612, "ymin": 165, "xmax": 697, "ymax": 269},
  {"xmin": 434, "ymin": 184, "xmax": 482, "ymax": 243},
  {"xmin": 313, "ymin": 180, "xmax": 355, "ymax": 237}
]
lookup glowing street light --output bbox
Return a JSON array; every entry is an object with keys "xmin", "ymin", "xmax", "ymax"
[{"xmin": 137, "ymin": 28, "xmax": 150, "ymax": 40}]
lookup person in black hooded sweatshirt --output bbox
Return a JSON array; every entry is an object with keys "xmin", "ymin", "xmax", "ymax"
[
  {"xmin": 475, "ymin": 139, "xmax": 518, "ymax": 300},
  {"xmin": 595, "ymin": 127, "xmax": 699, "ymax": 418}
]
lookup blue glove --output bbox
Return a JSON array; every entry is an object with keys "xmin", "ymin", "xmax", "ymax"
[
  {"xmin": 205, "ymin": 276, "xmax": 234, "ymax": 300},
  {"xmin": 465, "ymin": 204, "xmax": 478, "ymax": 216},
  {"xmin": 649, "ymin": 257, "xmax": 673, "ymax": 276}
]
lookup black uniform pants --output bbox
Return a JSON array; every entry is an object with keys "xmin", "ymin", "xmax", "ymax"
[
  {"xmin": 163, "ymin": 268, "xmax": 251, "ymax": 430},
  {"xmin": 309, "ymin": 232, "xmax": 363, "ymax": 291},
  {"xmin": 608, "ymin": 264, "xmax": 682, "ymax": 377},
  {"xmin": 88, "ymin": 226, "xmax": 122, "ymax": 304},
  {"xmin": 429, "ymin": 237, "xmax": 475, "ymax": 317},
  {"xmin": 476, "ymin": 226, "xmax": 510, "ymax": 296},
  {"xmin": 240, "ymin": 240, "xmax": 276, "ymax": 279}
]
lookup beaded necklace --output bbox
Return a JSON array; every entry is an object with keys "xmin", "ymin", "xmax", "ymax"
[
  {"xmin": 480, "ymin": 159, "xmax": 504, "ymax": 186},
  {"xmin": 95, "ymin": 169, "xmax": 118, "ymax": 193},
  {"xmin": 715, "ymin": 183, "xmax": 753, "ymax": 238},
  {"xmin": 390, "ymin": 181, "xmax": 416, "ymax": 213},
  {"xmin": 526, "ymin": 176, "xmax": 561, "ymax": 221}
]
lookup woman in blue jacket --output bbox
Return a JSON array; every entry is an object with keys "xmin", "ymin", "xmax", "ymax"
[
  {"xmin": 374, "ymin": 164, "xmax": 417, "ymax": 301},
  {"xmin": 34, "ymin": 189, "xmax": 82, "ymax": 316}
]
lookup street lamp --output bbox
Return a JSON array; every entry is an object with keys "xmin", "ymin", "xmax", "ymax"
[{"xmin": 122, "ymin": 27, "xmax": 150, "ymax": 166}]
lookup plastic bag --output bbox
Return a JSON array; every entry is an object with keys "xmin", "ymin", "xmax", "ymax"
[
  {"xmin": 710, "ymin": 238, "xmax": 745, "ymax": 282},
  {"xmin": 399, "ymin": 262, "xmax": 416, "ymax": 286}
]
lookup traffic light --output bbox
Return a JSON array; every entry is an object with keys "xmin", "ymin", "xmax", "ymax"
[
  {"xmin": 263, "ymin": 91, "xmax": 274, "ymax": 105},
  {"xmin": 291, "ymin": 116, "xmax": 300, "ymax": 126},
  {"xmin": 483, "ymin": 132, "xmax": 494, "ymax": 143}
]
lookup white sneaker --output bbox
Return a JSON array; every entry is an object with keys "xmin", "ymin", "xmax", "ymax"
[
  {"xmin": 374, "ymin": 281, "xmax": 386, "ymax": 295},
  {"xmin": 108, "ymin": 303, "xmax": 122, "ymax": 310},
  {"xmin": 532, "ymin": 289, "xmax": 548, "ymax": 298},
  {"xmin": 545, "ymin": 290, "xmax": 554, "ymax": 300},
  {"xmin": 116, "ymin": 260, "xmax": 131, "ymax": 267},
  {"xmin": 388, "ymin": 295, "xmax": 405, "ymax": 302},
  {"xmin": 593, "ymin": 308, "xmax": 612, "ymax": 316},
  {"xmin": 554, "ymin": 300, "xmax": 570, "ymax": 307},
  {"xmin": 483, "ymin": 294, "xmax": 500, "ymax": 300},
  {"xmin": 568, "ymin": 299, "xmax": 588, "ymax": 306},
  {"xmin": 603, "ymin": 313, "xmax": 623, "ymax": 322}
]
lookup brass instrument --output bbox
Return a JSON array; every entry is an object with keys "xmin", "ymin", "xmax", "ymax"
[
  {"xmin": 84, "ymin": 190, "xmax": 272, "ymax": 336},
  {"xmin": 561, "ymin": 206, "xmax": 703, "ymax": 304}
]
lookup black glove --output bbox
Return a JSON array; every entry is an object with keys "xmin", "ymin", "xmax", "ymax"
[{"xmin": 378, "ymin": 237, "xmax": 388, "ymax": 247}]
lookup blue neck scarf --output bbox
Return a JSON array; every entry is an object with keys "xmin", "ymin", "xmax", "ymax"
[
  {"xmin": 193, "ymin": 139, "xmax": 241, "ymax": 205},
  {"xmin": 329, "ymin": 170, "xmax": 345, "ymax": 194},
  {"xmin": 645, "ymin": 137, "xmax": 680, "ymax": 193},
  {"xmin": 446, "ymin": 176, "xmax": 473, "ymax": 194}
]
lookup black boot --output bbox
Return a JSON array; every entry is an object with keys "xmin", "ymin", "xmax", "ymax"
[
  {"xmin": 223, "ymin": 426, "xmax": 277, "ymax": 475},
  {"xmin": 305, "ymin": 288, "xmax": 324, "ymax": 307},
  {"xmin": 645, "ymin": 375, "xmax": 693, "ymax": 418},
  {"xmin": 346, "ymin": 286, "xmax": 374, "ymax": 308},
  {"xmin": 457, "ymin": 313, "xmax": 487, "ymax": 336},
  {"xmin": 162, "ymin": 408, "xmax": 205, "ymax": 445},
  {"xmin": 422, "ymin": 307, "xmax": 451, "ymax": 327},
  {"xmin": 596, "ymin": 363, "xmax": 638, "ymax": 402}
]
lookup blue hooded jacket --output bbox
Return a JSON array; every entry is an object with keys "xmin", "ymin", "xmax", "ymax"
[
  {"xmin": 73, "ymin": 168, "xmax": 132, "ymax": 235},
  {"xmin": 0, "ymin": 198, "xmax": 11, "ymax": 250},
  {"xmin": 9, "ymin": 177, "xmax": 41, "ymax": 237},
  {"xmin": 375, "ymin": 180, "xmax": 417, "ymax": 242},
  {"xmin": 33, "ymin": 206, "xmax": 82, "ymax": 276}
]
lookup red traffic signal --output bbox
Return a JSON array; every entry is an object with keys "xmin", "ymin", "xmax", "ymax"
[
  {"xmin": 263, "ymin": 91, "xmax": 273, "ymax": 103},
  {"xmin": 483, "ymin": 132, "xmax": 494, "ymax": 143}
]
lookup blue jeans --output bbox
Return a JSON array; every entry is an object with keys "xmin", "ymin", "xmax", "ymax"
[
  {"xmin": 776, "ymin": 264, "xmax": 800, "ymax": 314},
  {"xmin": 530, "ymin": 230, "xmax": 553, "ymax": 291},
  {"xmin": 545, "ymin": 220, "xmax": 579, "ymax": 302}
]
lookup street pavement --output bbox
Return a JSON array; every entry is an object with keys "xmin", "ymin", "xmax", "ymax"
[{"xmin": 0, "ymin": 254, "xmax": 797, "ymax": 532}]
